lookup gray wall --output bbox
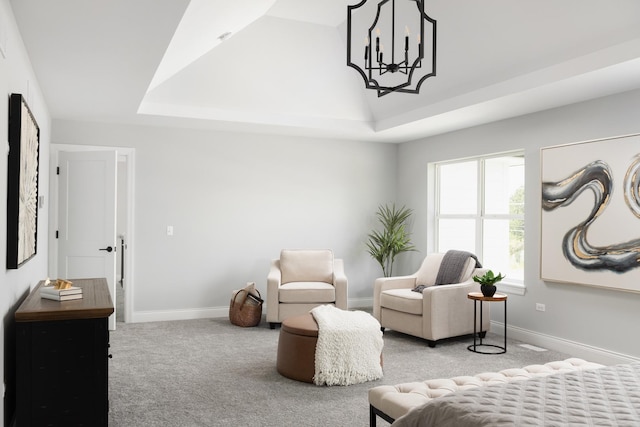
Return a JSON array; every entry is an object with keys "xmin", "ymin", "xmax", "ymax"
[
  {"xmin": 0, "ymin": 1, "xmax": 51, "ymax": 424},
  {"xmin": 51, "ymin": 121, "xmax": 397, "ymax": 318},
  {"xmin": 397, "ymin": 88, "xmax": 640, "ymax": 359}
]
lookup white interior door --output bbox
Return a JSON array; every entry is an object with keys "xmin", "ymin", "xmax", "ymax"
[{"xmin": 58, "ymin": 150, "xmax": 117, "ymax": 330}]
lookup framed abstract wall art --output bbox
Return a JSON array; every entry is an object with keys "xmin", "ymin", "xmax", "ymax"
[
  {"xmin": 6, "ymin": 93, "xmax": 40, "ymax": 269},
  {"xmin": 540, "ymin": 133, "xmax": 640, "ymax": 293}
]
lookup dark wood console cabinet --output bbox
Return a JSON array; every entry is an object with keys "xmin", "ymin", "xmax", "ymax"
[{"xmin": 15, "ymin": 278, "xmax": 114, "ymax": 427}]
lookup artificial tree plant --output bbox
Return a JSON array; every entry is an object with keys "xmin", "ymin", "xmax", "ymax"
[{"xmin": 366, "ymin": 204, "xmax": 416, "ymax": 277}]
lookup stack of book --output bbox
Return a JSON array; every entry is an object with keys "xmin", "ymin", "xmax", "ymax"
[{"xmin": 40, "ymin": 285, "xmax": 83, "ymax": 301}]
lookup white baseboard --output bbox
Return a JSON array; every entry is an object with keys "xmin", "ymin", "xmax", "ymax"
[
  {"xmin": 348, "ymin": 297, "xmax": 374, "ymax": 309},
  {"xmin": 491, "ymin": 321, "xmax": 640, "ymax": 365},
  {"xmin": 131, "ymin": 307, "xmax": 228, "ymax": 323},
  {"xmin": 130, "ymin": 297, "xmax": 375, "ymax": 324}
]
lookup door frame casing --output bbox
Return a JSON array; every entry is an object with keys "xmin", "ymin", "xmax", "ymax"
[{"xmin": 49, "ymin": 144, "xmax": 135, "ymax": 325}]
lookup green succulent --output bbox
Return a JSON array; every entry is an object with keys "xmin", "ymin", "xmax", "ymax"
[{"xmin": 473, "ymin": 270, "xmax": 505, "ymax": 286}]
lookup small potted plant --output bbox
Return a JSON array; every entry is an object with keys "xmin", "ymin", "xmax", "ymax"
[{"xmin": 473, "ymin": 270, "xmax": 505, "ymax": 297}]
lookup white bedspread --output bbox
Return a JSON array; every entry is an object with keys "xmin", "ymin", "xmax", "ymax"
[
  {"xmin": 310, "ymin": 305, "xmax": 383, "ymax": 386},
  {"xmin": 393, "ymin": 363, "xmax": 640, "ymax": 426}
]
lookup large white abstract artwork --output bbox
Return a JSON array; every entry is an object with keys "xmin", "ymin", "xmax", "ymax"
[
  {"xmin": 7, "ymin": 93, "xmax": 40, "ymax": 269},
  {"xmin": 540, "ymin": 133, "xmax": 640, "ymax": 293}
]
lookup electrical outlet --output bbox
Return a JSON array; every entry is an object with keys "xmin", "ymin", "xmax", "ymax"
[
  {"xmin": 536, "ymin": 303, "xmax": 546, "ymax": 312},
  {"xmin": 166, "ymin": 226, "xmax": 174, "ymax": 236}
]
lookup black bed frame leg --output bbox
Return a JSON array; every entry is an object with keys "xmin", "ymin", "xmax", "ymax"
[{"xmin": 370, "ymin": 405, "xmax": 395, "ymax": 427}]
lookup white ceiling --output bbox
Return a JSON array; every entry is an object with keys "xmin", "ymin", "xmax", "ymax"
[{"xmin": 10, "ymin": 0, "xmax": 640, "ymax": 142}]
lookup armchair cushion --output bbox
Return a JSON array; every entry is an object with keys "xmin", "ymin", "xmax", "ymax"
[
  {"xmin": 380, "ymin": 289, "xmax": 423, "ymax": 315},
  {"xmin": 280, "ymin": 249, "xmax": 334, "ymax": 284},
  {"xmin": 415, "ymin": 254, "xmax": 444, "ymax": 286},
  {"xmin": 279, "ymin": 282, "xmax": 335, "ymax": 303}
]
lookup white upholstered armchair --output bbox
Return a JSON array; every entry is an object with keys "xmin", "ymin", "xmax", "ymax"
[
  {"xmin": 373, "ymin": 252, "xmax": 490, "ymax": 347},
  {"xmin": 267, "ymin": 249, "xmax": 348, "ymax": 329}
]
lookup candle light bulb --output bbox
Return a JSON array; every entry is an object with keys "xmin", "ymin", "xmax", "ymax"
[
  {"xmin": 376, "ymin": 27, "xmax": 381, "ymax": 37},
  {"xmin": 405, "ymin": 26, "xmax": 410, "ymax": 51},
  {"xmin": 364, "ymin": 37, "xmax": 369, "ymax": 60}
]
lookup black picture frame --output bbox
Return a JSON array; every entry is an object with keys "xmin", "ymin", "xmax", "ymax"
[{"xmin": 7, "ymin": 93, "xmax": 40, "ymax": 269}]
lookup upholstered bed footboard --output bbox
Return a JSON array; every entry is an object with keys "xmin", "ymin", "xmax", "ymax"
[
  {"xmin": 368, "ymin": 358, "xmax": 604, "ymax": 427},
  {"xmin": 393, "ymin": 362, "xmax": 640, "ymax": 427}
]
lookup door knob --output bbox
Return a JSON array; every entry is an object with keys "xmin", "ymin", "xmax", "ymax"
[{"xmin": 99, "ymin": 246, "xmax": 114, "ymax": 253}]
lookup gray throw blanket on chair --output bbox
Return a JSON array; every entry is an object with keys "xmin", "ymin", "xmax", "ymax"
[{"xmin": 434, "ymin": 250, "xmax": 482, "ymax": 285}]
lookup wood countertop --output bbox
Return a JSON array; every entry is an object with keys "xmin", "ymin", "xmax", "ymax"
[{"xmin": 15, "ymin": 277, "xmax": 114, "ymax": 322}]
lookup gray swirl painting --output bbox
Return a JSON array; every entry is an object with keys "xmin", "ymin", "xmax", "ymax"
[{"xmin": 541, "ymin": 134, "xmax": 640, "ymax": 292}]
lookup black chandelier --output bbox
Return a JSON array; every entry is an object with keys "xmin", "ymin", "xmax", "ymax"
[{"xmin": 347, "ymin": 0, "xmax": 437, "ymax": 97}]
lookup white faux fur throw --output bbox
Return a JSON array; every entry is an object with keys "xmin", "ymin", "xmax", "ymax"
[{"xmin": 310, "ymin": 305, "xmax": 384, "ymax": 386}]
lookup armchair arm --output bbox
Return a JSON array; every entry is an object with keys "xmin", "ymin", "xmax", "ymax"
[
  {"xmin": 373, "ymin": 275, "xmax": 418, "ymax": 320},
  {"xmin": 422, "ymin": 279, "xmax": 484, "ymax": 341},
  {"xmin": 266, "ymin": 260, "xmax": 282, "ymax": 323},
  {"xmin": 333, "ymin": 259, "xmax": 348, "ymax": 310}
]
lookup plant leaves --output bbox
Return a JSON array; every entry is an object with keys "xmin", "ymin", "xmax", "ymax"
[
  {"xmin": 473, "ymin": 270, "xmax": 505, "ymax": 285},
  {"xmin": 366, "ymin": 203, "xmax": 416, "ymax": 276}
]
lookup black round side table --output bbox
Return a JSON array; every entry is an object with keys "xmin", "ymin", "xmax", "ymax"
[{"xmin": 467, "ymin": 291, "xmax": 507, "ymax": 354}]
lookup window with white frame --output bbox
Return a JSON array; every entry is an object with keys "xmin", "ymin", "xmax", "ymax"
[{"xmin": 434, "ymin": 153, "xmax": 525, "ymax": 285}]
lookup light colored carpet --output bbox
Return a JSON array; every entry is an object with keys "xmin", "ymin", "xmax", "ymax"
[
  {"xmin": 108, "ymin": 314, "xmax": 572, "ymax": 427},
  {"xmin": 115, "ymin": 281, "xmax": 124, "ymax": 322}
]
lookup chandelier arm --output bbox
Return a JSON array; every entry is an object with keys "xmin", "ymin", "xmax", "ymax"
[
  {"xmin": 346, "ymin": 0, "xmax": 373, "ymax": 90},
  {"xmin": 347, "ymin": 0, "xmax": 437, "ymax": 96}
]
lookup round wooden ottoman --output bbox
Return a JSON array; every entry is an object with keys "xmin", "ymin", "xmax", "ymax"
[{"xmin": 276, "ymin": 313, "xmax": 318, "ymax": 383}]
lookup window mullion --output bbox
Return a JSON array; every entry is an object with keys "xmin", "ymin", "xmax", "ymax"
[
  {"xmin": 434, "ymin": 164, "xmax": 440, "ymax": 249},
  {"xmin": 477, "ymin": 159, "xmax": 484, "ymax": 262}
]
